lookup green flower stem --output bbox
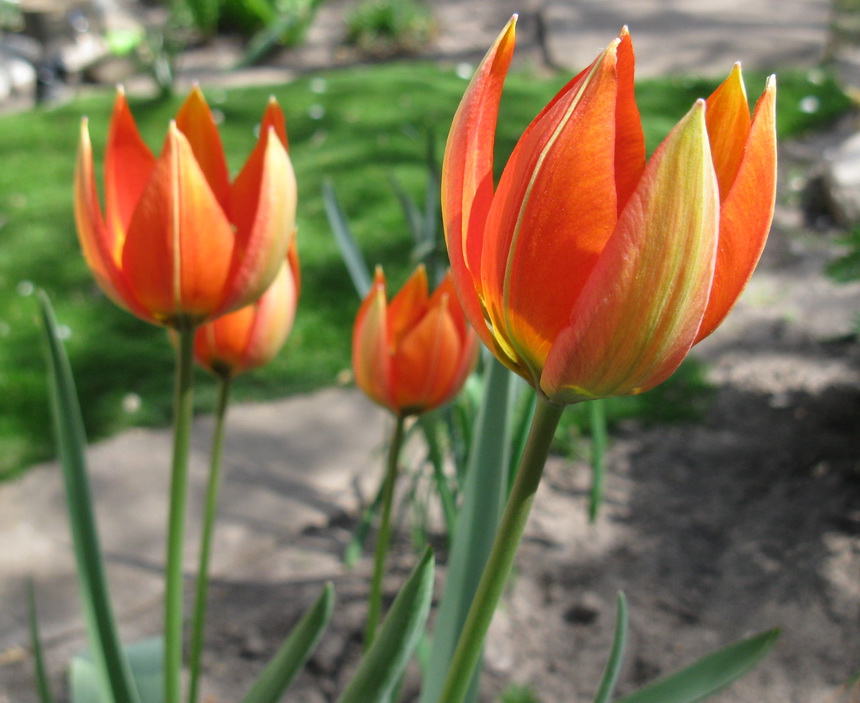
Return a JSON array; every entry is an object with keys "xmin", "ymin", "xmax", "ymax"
[
  {"xmin": 438, "ymin": 395, "xmax": 564, "ymax": 703},
  {"xmin": 165, "ymin": 328, "xmax": 196, "ymax": 703},
  {"xmin": 364, "ymin": 413, "xmax": 406, "ymax": 648},
  {"xmin": 187, "ymin": 374, "xmax": 232, "ymax": 703}
]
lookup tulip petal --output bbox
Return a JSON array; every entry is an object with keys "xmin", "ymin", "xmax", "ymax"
[
  {"xmin": 392, "ymin": 294, "xmax": 462, "ymax": 414},
  {"xmin": 122, "ymin": 123, "xmax": 235, "ymax": 326},
  {"xmin": 237, "ymin": 261, "xmax": 297, "ymax": 372},
  {"xmin": 429, "ymin": 272, "xmax": 479, "ymax": 397},
  {"xmin": 705, "ymin": 63, "xmax": 751, "ymax": 200},
  {"xmin": 483, "ymin": 40, "xmax": 621, "ymax": 381},
  {"xmin": 696, "ymin": 76, "xmax": 776, "ymax": 342},
  {"xmin": 222, "ymin": 125, "xmax": 295, "ymax": 314},
  {"xmin": 542, "ymin": 100, "xmax": 719, "ymax": 403},
  {"xmin": 175, "ymin": 85, "xmax": 232, "ymax": 215},
  {"xmin": 104, "ymin": 88, "xmax": 156, "ymax": 240},
  {"xmin": 387, "ymin": 265, "xmax": 428, "ymax": 349},
  {"xmin": 260, "ymin": 96, "xmax": 289, "ymax": 149},
  {"xmin": 441, "ymin": 15, "xmax": 516, "ymax": 354},
  {"xmin": 74, "ymin": 118, "xmax": 149, "ymax": 318},
  {"xmin": 614, "ymin": 27, "xmax": 646, "ymax": 213},
  {"xmin": 353, "ymin": 270, "xmax": 396, "ymax": 411}
]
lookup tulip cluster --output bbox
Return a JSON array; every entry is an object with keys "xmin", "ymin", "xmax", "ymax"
[{"xmin": 442, "ymin": 18, "xmax": 776, "ymax": 405}]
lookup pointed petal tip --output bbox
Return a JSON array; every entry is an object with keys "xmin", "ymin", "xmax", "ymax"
[
  {"xmin": 620, "ymin": 25, "xmax": 630, "ymax": 37},
  {"xmin": 766, "ymin": 74, "xmax": 777, "ymax": 90}
]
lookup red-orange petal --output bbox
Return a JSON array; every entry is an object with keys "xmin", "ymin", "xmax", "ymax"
[
  {"xmin": 392, "ymin": 293, "xmax": 462, "ymax": 414},
  {"xmin": 387, "ymin": 265, "xmax": 428, "ymax": 350},
  {"xmin": 441, "ymin": 16, "xmax": 516, "ymax": 355},
  {"xmin": 260, "ymin": 96, "xmax": 288, "ymax": 150},
  {"xmin": 122, "ymin": 123, "xmax": 235, "ymax": 325},
  {"xmin": 222, "ymin": 125, "xmax": 295, "ymax": 314},
  {"xmin": 74, "ymin": 118, "xmax": 148, "ymax": 318},
  {"xmin": 696, "ymin": 76, "xmax": 776, "ymax": 343},
  {"xmin": 542, "ymin": 100, "xmax": 719, "ymax": 403},
  {"xmin": 705, "ymin": 63, "xmax": 751, "ymax": 201},
  {"xmin": 353, "ymin": 269, "xmax": 395, "ymax": 411},
  {"xmin": 175, "ymin": 85, "xmax": 232, "ymax": 216},
  {"xmin": 614, "ymin": 27, "xmax": 646, "ymax": 213},
  {"xmin": 104, "ymin": 88, "xmax": 156, "ymax": 242},
  {"xmin": 483, "ymin": 39, "xmax": 621, "ymax": 380}
]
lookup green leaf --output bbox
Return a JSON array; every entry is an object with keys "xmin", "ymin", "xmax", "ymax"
[
  {"xmin": 37, "ymin": 291, "xmax": 140, "ymax": 703},
  {"xmin": 420, "ymin": 356, "xmax": 515, "ymax": 703},
  {"xmin": 588, "ymin": 399, "xmax": 609, "ymax": 523},
  {"xmin": 322, "ymin": 179, "xmax": 373, "ymax": 298},
  {"xmin": 27, "ymin": 580, "xmax": 57, "ymax": 703},
  {"xmin": 71, "ymin": 638, "xmax": 162, "ymax": 703},
  {"xmin": 243, "ymin": 583, "xmax": 334, "ymax": 703},
  {"xmin": 344, "ymin": 472, "xmax": 387, "ymax": 568},
  {"xmin": 592, "ymin": 592, "xmax": 628, "ymax": 703},
  {"xmin": 417, "ymin": 412, "xmax": 457, "ymax": 538},
  {"xmin": 337, "ymin": 548, "xmax": 435, "ymax": 703},
  {"xmin": 614, "ymin": 628, "xmax": 780, "ymax": 703}
]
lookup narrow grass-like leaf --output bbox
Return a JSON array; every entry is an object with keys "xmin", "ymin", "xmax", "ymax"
[
  {"xmin": 592, "ymin": 592, "xmax": 628, "ymax": 703},
  {"xmin": 27, "ymin": 581, "xmax": 57, "ymax": 703},
  {"xmin": 588, "ymin": 399, "xmax": 608, "ymax": 523},
  {"xmin": 37, "ymin": 291, "xmax": 140, "ymax": 703},
  {"xmin": 243, "ymin": 583, "xmax": 334, "ymax": 703},
  {"xmin": 337, "ymin": 548, "xmax": 435, "ymax": 703},
  {"xmin": 344, "ymin": 470, "xmax": 387, "ymax": 568},
  {"xmin": 418, "ymin": 412, "xmax": 457, "ymax": 538},
  {"xmin": 389, "ymin": 174, "xmax": 424, "ymax": 245},
  {"xmin": 322, "ymin": 179, "xmax": 373, "ymax": 298},
  {"xmin": 420, "ymin": 357, "xmax": 514, "ymax": 703},
  {"xmin": 615, "ymin": 628, "xmax": 780, "ymax": 703},
  {"xmin": 505, "ymin": 382, "xmax": 536, "ymax": 498}
]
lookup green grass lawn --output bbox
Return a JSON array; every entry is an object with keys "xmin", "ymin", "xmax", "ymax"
[{"xmin": 0, "ymin": 59, "xmax": 850, "ymax": 479}]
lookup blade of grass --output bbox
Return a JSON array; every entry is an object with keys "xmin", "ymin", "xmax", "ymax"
[
  {"xmin": 322, "ymin": 179, "xmax": 373, "ymax": 298},
  {"xmin": 27, "ymin": 580, "xmax": 57, "ymax": 703},
  {"xmin": 242, "ymin": 583, "xmax": 334, "ymax": 703},
  {"xmin": 592, "ymin": 592, "xmax": 628, "ymax": 703},
  {"xmin": 37, "ymin": 291, "xmax": 140, "ymax": 703},
  {"xmin": 337, "ymin": 548, "xmax": 435, "ymax": 703},
  {"xmin": 615, "ymin": 629, "xmax": 780, "ymax": 703}
]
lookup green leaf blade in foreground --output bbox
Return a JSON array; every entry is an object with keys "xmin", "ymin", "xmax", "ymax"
[
  {"xmin": 421, "ymin": 357, "xmax": 515, "ymax": 703},
  {"xmin": 614, "ymin": 628, "xmax": 779, "ymax": 703},
  {"xmin": 337, "ymin": 548, "xmax": 435, "ymax": 703},
  {"xmin": 243, "ymin": 583, "xmax": 334, "ymax": 703},
  {"xmin": 27, "ymin": 581, "xmax": 57, "ymax": 703},
  {"xmin": 592, "ymin": 592, "xmax": 628, "ymax": 703},
  {"xmin": 37, "ymin": 291, "xmax": 140, "ymax": 703}
]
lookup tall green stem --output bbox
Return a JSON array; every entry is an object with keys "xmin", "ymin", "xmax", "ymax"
[
  {"xmin": 438, "ymin": 396, "xmax": 564, "ymax": 703},
  {"xmin": 364, "ymin": 414, "xmax": 406, "ymax": 648},
  {"xmin": 187, "ymin": 375, "xmax": 232, "ymax": 703},
  {"xmin": 165, "ymin": 328, "xmax": 196, "ymax": 703}
]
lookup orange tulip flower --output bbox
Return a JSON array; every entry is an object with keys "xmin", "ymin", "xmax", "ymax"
[
  {"xmin": 353, "ymin": 265, "xmax": 479, "ymax": 417},
  {"xmin": 194, "ymin": 238, "xmax": 300, "ymax": 378},
  {"xmin": 75, "ymin": 86, "xmax": 296, "ymax": 329},
  {"xmin": 442, "ymin": 17, "xmax": 776, "ymax": 404}
]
